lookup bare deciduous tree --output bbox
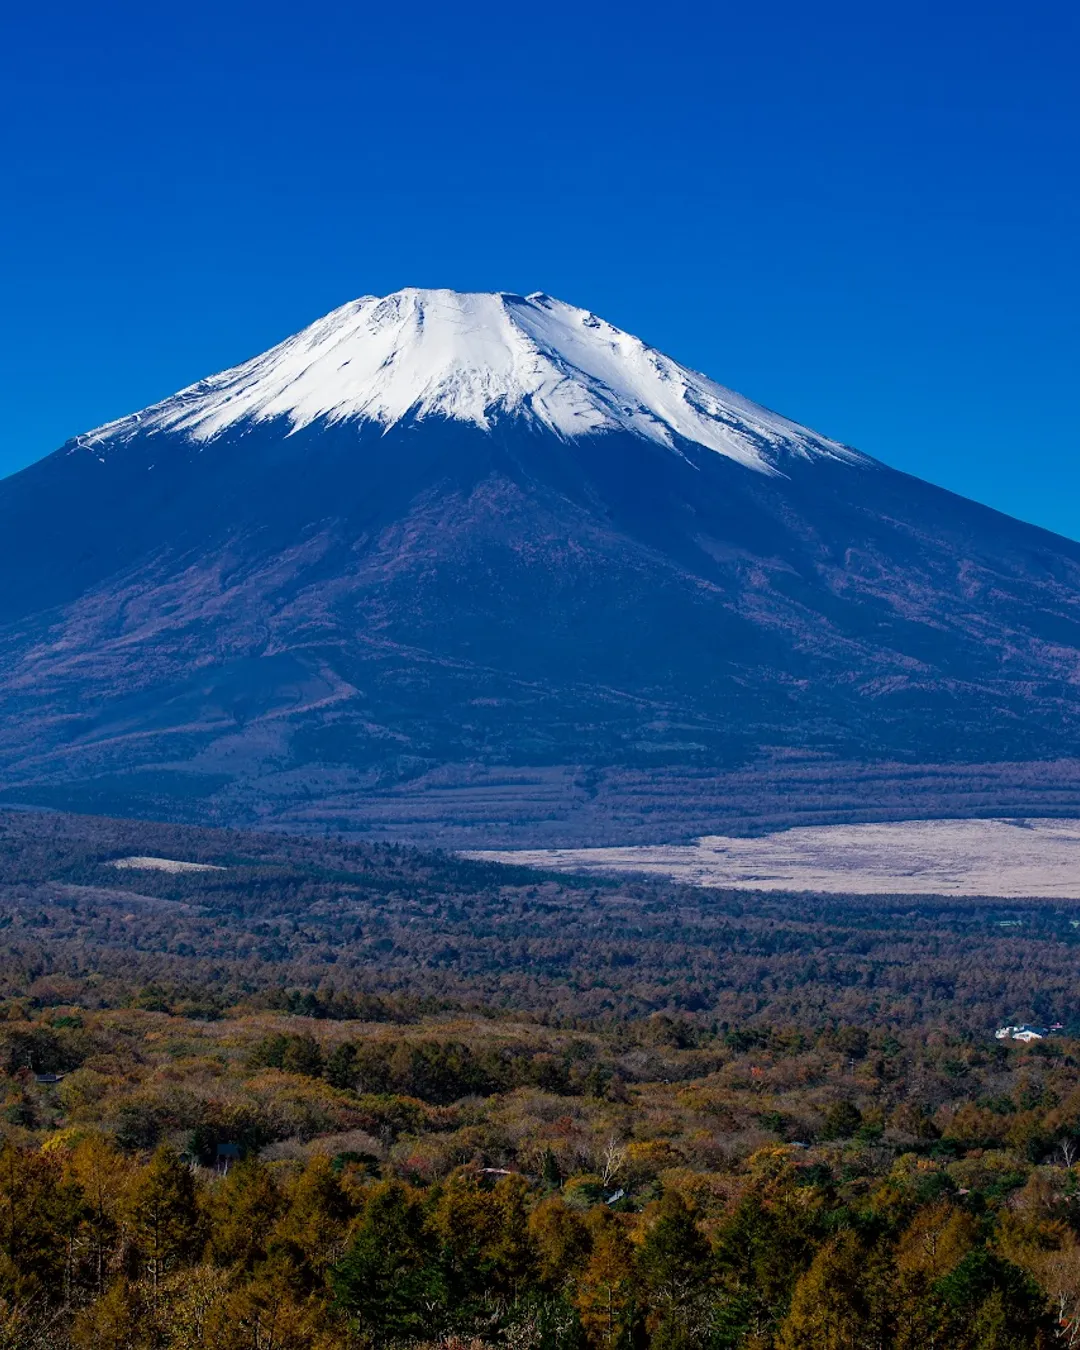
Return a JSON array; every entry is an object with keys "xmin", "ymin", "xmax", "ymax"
[{"xmin": 599, "ymin": 1137, "xmax": 626, "ymax": 1188}]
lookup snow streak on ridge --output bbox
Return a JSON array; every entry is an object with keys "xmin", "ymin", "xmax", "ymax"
[{"xmin": 81, "ymin": 289, "xmax": 863, "ymax": 474}]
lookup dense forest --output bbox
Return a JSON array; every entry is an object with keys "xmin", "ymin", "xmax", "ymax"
[
  {"xmin": 2, "ymin": 809, "xmax": 1079, "ymax": 1030},
  {"xmin": 2, "ymin": 810, "xmax": 1080, "ymax": 1346}
]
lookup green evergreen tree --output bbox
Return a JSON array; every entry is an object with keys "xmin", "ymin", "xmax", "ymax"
[
  {"xmin": 331, "ymin": 1179, "xmax": 447, "ymax": 1342},
  {"xmin": 637, "ymin": 1191, "xmax": 712, "ymax": 1346},
  {"xmin": 933, "ymin": 1248, "xmax": 1055, "ymax": 1348},
  {"xmin": 323, "ymin": 1041, "xmax": 358, "ymax": 1090}
]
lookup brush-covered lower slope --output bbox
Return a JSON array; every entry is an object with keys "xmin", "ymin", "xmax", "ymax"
[{"xmin": 2, "ymin": 404, "xmax": 1080, "ymax": 842}]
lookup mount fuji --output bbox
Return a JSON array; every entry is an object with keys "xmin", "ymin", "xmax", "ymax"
[{"xmin": 4, "ymin": 288, "xmax": 1080, "ymax": 844}]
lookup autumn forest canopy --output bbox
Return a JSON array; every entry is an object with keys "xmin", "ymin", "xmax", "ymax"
[{"xmin": 2, "ymin": 809, "xmax": 1080, "ymax": 1348}]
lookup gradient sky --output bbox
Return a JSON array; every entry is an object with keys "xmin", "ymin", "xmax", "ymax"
[{"xmin": 3, "ymin": 0, "xmax": 1078, "ymax": 536}]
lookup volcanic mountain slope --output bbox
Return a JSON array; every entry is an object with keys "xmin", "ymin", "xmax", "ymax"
[{"xmin": 2, "ymin": 288, "xmax": 1080, "ymax": 843}]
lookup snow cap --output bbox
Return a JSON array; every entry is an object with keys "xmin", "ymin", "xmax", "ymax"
[{"xmin": 82, "ymin": 289, "xmax": 861, "ymax": 474}]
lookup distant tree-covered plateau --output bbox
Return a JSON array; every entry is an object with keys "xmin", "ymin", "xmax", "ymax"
[{"xmin": 1, "ymin": 809, "xmax": 1080, "ymax": 1347}]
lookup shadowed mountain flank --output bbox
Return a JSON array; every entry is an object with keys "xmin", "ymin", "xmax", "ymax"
[{"xmin": 3, "ymin": 290, "xmax": 1080, "ymax": 841}]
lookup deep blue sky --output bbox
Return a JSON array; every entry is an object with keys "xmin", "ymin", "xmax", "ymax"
[{"xmin": 4, "ymin": 0, "xmax": 1078, "ymax": 535}]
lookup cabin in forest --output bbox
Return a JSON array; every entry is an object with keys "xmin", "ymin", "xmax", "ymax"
[{"xmin": 995, "ymin": 1024, "xmax": 1048, "ymax": 1042}]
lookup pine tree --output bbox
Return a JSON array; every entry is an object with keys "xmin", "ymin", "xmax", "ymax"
[
  {"xmin": 67, "ymin": 1135, "xmax": 131, "ymax": 1299},
  {"xmin": 637, "ymin": 1190, "xmax": 711, "ymax": 1308},
  {"xmin": 270, "ymin": 1154, "xmax": 352, "ymax": 1289},
  {"xmin": 331, "ymin": 1179, "xmax": 447, "ymax": 1342},
  {"xmin": 124, "ymin": 1146, "xmax": 200, "ymax": 1294},
  {"xmin": 489, "ymin": 1174, "xmax": 538, "ymax": 1296},
  {"xmin": 70, "ymin": 1277, "xmax": 148, "ymax": 1350},
  {"xmin": 207, "ymin": 1158, "xmax": 280, "ymax": 1270},
  {"xmin": 776, "ymin": 1230, "xmax": 892, "ymax": 1350},
  {"xmin": 574, "ymin": 1211, "xmax": 638, "ymax": 1348},
  {"xmin": 933, "ymin": 1248, "xmax": 1056, "ymax": 1349},
  {"xmin": 528, "ymin": 1195, "xmax": 592, "ymax": 1289},
  {"xmin": 0, "ymin": 1140, "xmax": 67, "ymax": 1302}
]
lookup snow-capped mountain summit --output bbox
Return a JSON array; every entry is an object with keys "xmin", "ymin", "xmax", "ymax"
[
  {"xmin": 82, "ymin": 289, "xmax": 859, "ymax": 473},
  {"xmin": 4, "ymin": 288, "xmax": 1080, "ymax": 844}
]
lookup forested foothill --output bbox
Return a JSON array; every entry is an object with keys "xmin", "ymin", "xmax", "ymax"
[{"xmin": 2, "ymin": 809, "xmax": 1080, "ymax": 1347}]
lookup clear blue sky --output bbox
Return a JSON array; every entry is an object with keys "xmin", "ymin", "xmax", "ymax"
[{"xmin": 3, "ymin": 0, "xmax": 1078, "ymax": 536}]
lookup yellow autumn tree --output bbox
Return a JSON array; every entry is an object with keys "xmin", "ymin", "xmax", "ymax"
[
  {"xmin": 574, "ymin": 1209, "xmax": 636, "ymax": 1348},
  {"xmin": 775, "ymin": 1230, "xmax": 891, "ymax": 1350}
]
